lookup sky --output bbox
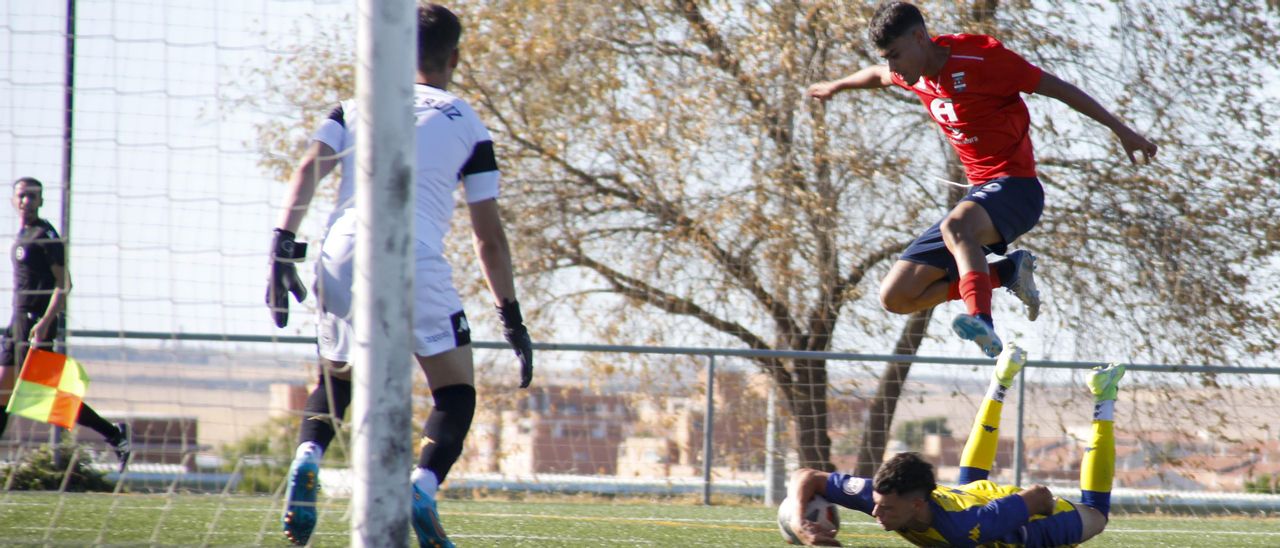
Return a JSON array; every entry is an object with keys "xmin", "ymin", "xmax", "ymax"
[
  {"xmin": 1, "ymin": 0, "xmax": 354, "ymax": 346},
  {"xmin": 0, "ymin": 0, "xmax": 582, "ymax": 377}
]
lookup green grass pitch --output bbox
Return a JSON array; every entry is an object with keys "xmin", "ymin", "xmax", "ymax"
[{"xmin": 1, "ymin": 492, "xmax": 1278, "ymax": 546}]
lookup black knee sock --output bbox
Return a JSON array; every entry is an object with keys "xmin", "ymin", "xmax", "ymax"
[
  {"xmin": 76, "ymin": 403, "xmax": 120, "ymax": 441},
  {"xmin": 0, "ymin": 408, "xmax": 8, "ymax": 439},
  {"xmin": 417, "ymin": 384, "xmax": 476, "ymax": 483},
  {"xmin": 991, "ymin": 257, "xmax": 1018, "ymax": 288},
  {"xmin": 298, "ymin": 374, "xmax": 352, "ymax": 451}
]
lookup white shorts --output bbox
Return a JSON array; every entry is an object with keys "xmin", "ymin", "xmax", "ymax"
[{"xmin": 314, "ymin": 227, "xmax": 472, "ymax": 363}]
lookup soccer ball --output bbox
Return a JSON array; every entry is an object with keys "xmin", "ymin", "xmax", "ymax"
[{"xmin": 777, "ymin": 495, "xmax": 840, "ymax": 544}]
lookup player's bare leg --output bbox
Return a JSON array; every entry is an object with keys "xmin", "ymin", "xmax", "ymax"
[
  {"xmin": 881, "ymin": 252, "xmax": 1041, "ymax": 321},
  {"xmin": 410, "ymin": 345, "xmax": 474, "ymax": 548},
  {"xmin": 419, "ymin": 345, "xmax": 474, "ymax": 389},
  {"xmin": 879, "ymin": 261, "xmax": 951, "ymax": 314},
  {"xmin": 941, "ymin": 201, "xmax": 1005, "ymax": 357}
]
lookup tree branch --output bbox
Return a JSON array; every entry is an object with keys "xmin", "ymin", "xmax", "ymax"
[
  {"xmin": 675, "ymin": 0, "xmax": 793, "ymax": 151},
  {"xmin": 469, "ymin": 78, "xmax": 805, "ymax": 341},
  {"xmin": 563, "ymin": 243, "xmax": 789, "ymax": 378}
]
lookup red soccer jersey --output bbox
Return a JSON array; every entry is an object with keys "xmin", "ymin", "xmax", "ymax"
[{"xmin": 890, "ymin": 34, "xmax": 1043, "ymax": 184}]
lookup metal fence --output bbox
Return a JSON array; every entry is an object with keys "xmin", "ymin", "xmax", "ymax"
[{"xmin": 69, "ymin": 330, "xmax": 1280, "ymax": 513}]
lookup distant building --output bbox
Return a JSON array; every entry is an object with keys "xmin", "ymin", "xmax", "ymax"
[
  {"xmin": 459, "ymin": 369, "xmax": 782, "ymax": 478},
  {"xmin": 269, "ymin": 383, "xmax": 309, "ymax": 419},
  {"xmin": 616, "ymin": 436, "xmax": 678, "ymax": 477},
  {"xmin": 459, "ymin": 386, "xmax": 631, "ymax": 475}
]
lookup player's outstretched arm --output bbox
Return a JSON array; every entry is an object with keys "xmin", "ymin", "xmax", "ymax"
[
  {"xmin": 787, "ymin": 468, "xmax": 829, "ymax": 507},
  {"xmin": 266, "ymin": 141, "xmax": 338, "ymax": 328},
  {"xmin": 1034, "ymin": 72, "xmax": 1158, "ymax": 164},
  {"xmin": 786, "ymin": 469, "xmax": 842, "ymax": 546},
  {"xmin": 807, "ymin": 65, "xmax": 895, "ymax": 101},
  {"xmin": 468, "ymin": 198, "xmax": 533, "ymax": 388},
  {"xmin": 276, "ymin": 141, "xmax": 338, "ymax": 234}
]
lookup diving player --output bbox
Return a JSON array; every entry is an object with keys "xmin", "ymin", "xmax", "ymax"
[{"xmin": 786, "ymin": 343, "xmax": 1125, "ymax": 547}]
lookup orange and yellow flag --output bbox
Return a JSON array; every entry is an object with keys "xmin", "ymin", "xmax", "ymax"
[{"xmin": 4, "ymin": 348, "xmax": 89, "ymax": 429}]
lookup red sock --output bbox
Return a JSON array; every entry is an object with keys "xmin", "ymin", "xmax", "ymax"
[
  {"xmin": 958, "ymin": 271, "xmax": 993, "ymax": 317},
  {"xmin": 947, "ymin": 268, "xmax": 1000, "ymax": 301}
]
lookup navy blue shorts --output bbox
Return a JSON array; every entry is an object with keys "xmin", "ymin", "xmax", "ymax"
[
  {"xmin": 1017, "ymin": 503, "xmax": 1085, "ymax": 547},
  {"xmin": 899, "ymin": 176, "xmax": 1044, "ymax": 280}
]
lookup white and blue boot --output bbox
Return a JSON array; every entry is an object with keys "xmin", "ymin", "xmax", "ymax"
[
  {"xmin": 1005, "ymin": 250, "xmax": 1041, "ymax": 321},
  {"xmin": 412, "ymin": 481, "xmax": 455, "ymax": 548},
  {"xmin": 282, "ymin": 450, "xmax": 321, "ymax": 546},
  {"xmin": 953, "ymin": 313, "xmax": 1004, "ymax": 358}
]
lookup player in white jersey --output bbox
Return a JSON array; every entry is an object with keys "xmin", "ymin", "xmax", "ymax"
[{"xmin": 265, "ymin": 5, "xmax": 532, "ymax": 546}]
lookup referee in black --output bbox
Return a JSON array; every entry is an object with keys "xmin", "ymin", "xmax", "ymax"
[{"xmin": 0, "ymin": 177, "xmax": 130, "ymax": 471}]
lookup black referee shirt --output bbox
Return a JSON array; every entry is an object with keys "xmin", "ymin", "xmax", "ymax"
[{"xmin": 12, "ymin": 218, "xmax": 64, "ymax": 313}]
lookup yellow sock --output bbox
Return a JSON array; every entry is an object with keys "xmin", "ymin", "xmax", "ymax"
[
  {"xmin": 1080, "ymin": 420, "xmax": 1115, "ymax": 516},
  {"xmin": 958, "ymin": 397, "xmax": 1003, "ymax": 483},
  {"xmin": 1081, "ymin": 420, "xmax": 1114, "ymax": 492}
]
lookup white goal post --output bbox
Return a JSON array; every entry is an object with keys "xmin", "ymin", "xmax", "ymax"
[{"xmin": 352, "ymin": 0, "xmax": 416, "ymax": 545}]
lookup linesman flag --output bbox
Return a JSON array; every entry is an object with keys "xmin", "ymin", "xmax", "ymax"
[{"xmin": 4, "ymin": 348, "xmax": 89, "ymax": 429}]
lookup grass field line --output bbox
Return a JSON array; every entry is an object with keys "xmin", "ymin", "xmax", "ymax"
[
  {"xmin": 449, "ymin": 510, "xmax": 904, "ymax": 542},
  {"xmin": 455, "ymin": 533, "xmax": 658, "ymax": 543},
  {"xmin": 454, "ymin": 510, "xmax": 775, "ymax": 532},
  {"xmin": 1102, "ymin": 528, "xmax": 1280, "ymax": 537},
  {"xmin": 454, "ymin": 510, "xmax": 767, "ymax": 525}
]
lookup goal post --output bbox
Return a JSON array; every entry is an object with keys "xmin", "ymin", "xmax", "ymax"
[{"xmin": 351, "ymin": 0, "xmax": 416, "ymax": 545}]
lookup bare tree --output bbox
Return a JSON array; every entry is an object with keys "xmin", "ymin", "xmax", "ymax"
[{"xmin": 251, "ymin": 0, "xmax": 1280, "ymax": 471}]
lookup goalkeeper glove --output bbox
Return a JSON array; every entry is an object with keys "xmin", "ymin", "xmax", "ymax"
[
  {"xmin": 266, "ymin": 228, "xmax": 308, "ymax": 328},
  {"xmin": 498, "ymin": 299, "xmax": 533, "ymax": 388}
]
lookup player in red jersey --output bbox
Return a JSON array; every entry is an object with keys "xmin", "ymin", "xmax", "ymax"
[{"xmin": 808, "ymin": 2, "xmax": 1157, "ymax": 357}]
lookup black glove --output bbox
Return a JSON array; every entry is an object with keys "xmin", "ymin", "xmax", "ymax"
[
  {"xmin": 498, "ymin": 299, "xmax": 533, "ymax": 388},
  {"xmin": 267, "ymin": 228, "xmax": 308, "ymax": 328}
]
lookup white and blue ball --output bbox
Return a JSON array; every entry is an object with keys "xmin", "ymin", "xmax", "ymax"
[{"xmin": 777, "ymin": 495, "xmax": 840, "ymax": 544}]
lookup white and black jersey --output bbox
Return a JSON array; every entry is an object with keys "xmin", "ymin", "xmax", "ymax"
[
  {"xmin": 311, "ymin": 84, "xmax": 501, "ymax": 257},
  {"xmin": 307, "ymin": 84, "xmax": 497, "ymax": 359},
  {"xmin": 11, "ymin": 218, "xmax": 63, "ymax": 313}
]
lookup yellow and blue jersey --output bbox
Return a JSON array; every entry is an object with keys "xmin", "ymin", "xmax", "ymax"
[{"xmin": 826, "ymin": 473, "xmax": 1082, "ymax": 547}]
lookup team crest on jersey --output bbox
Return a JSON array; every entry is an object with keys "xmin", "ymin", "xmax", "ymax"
[
  {"xmin": 842, "ymin": 477, "xmax": 866, "ymax": 496},
  {"xmin": 951, "ymin": 71, "xmax": 967, "ymax": 92},
  {"xmin": 14, "ymin": 246, "xmax": 24, "ymax": 262}
]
